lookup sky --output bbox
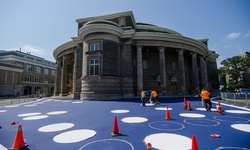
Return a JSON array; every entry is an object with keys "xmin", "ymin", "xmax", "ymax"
[{"xmin": 0, "ymin": 0, "xmax": 249, "ymax": 68}]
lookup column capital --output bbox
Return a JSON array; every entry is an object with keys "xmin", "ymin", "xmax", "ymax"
[
  {"xmin": 190, "ymin": 52, "xmax": 197, "ymax": 56},
  {"xmin": 158, "ymin": 46, "xmax": 166, "ymax": 51},
  {"xmin": 136, "ymin": 45, "xmax": 143, "ymax": 49},
  {"xmin": 176, "ymin": 49, "xmax": 185, "ymax": 53}
]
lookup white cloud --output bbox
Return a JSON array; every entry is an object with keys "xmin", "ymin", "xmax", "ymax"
[
  {"xmin": 227, "ymin": 32, "xmax": 241, "ymax": 39},
  {"xmin": 18, "ymin": 42, "xmax": 43, "ymax": 53}
]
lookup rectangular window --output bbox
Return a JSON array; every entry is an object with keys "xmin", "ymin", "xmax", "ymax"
[
  {"xmin": 43, "ymin": 78, "xmax": 48, "ymax": 83},
  {"xmin": 44, "ymin": 68, "xmax": 49, "ymax": 75},
  {"xmin": 35, "ymin": 77, "xmax": 41, "ymax": 83},
  {"xmin": 143, "ymin": 60, "xmax": 148, "ymax": 69},
  {"xmin": 89, "ymin": 59, "xmax": 99, "ymax": 75},
  {"xmin": 15, "ymin": 61, "xmax": 23, "ymax": 66},
  {"xmin": 36, "ymin": 67, "xmax": 41, "ymax": 73},
  {"xmin": 26, "ymin": 64, "xmax": 33, "ymax": 72},
  {"xmin": 25, "ymin": 75, "xmax": 33, "ymax": 82},
  {"xmin": 90, "ymin": 43, "xmax": 100, "ymax": 51},
  {"xmin": 51, "ymin": 70, "xmax": 56, "ymax": 76}
]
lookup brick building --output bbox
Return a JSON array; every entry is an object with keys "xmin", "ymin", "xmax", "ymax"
[
  {"xmin": 0, "ymin": 50, "xmax": 56, "ymax": 97},
  {"xmin": 53, "ymin": 11, "xmax": 219, "ymax": 100}
]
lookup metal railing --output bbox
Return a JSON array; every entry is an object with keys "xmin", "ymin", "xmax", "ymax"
[
  {"xmin": 220, "ymin": 92, "xmax": 250, "ymax": 107},
  {"xmin": 0, "ymin": 94, "xmax": 40, "ymax": 106}
]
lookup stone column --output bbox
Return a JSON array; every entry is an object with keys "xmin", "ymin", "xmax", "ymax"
[
  {"xmin": 177, "ymin": 49, "xmax": 186, "ymax": 94},
  {"xmin": 159, "ymin": 46, "xmax": 166, "ymax": 91},
  {"xmin": 137, "ymin": 45, "xmax": 143, "ymax": 93},
  {"xmin": 191, "ymin": 52, "xmax": 200, "ymax": 93},
  {"xmin": 54, "ymin": 58, "xmax": 62, "ymax": 96},
  {"xmin": 60, "ymin": 55, "xmax": 67, "ymax": 96},
  {"xmin": 199, "ymin": 56, "xmax": 208, "ymax": 89},
  {"xmin": 82, "ymin": 41, "xmax": 87, "ymax": 77},
  {"xmin": 72, "ymin": 50, "xmax": 77, "ymax": 93}
]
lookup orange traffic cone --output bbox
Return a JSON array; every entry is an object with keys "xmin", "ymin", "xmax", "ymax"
[
  {"xmin": 217, "ymin": 101, "xmax": 222, "ymax": 114},
  {"xmin": 165, "ymin": 106, "xmax": 171, "ymax": 120},
  {"xmin": 111, "ymin": 116, "xmax": 121, "ymax": 136},
  {"xmin": 187, "ymin": 100, "xmax": 192, "ymax": 110},
  {"xmin": 146, "ymin": 142, "xmax": 152, "ymax": 150},
  {"xmin": 184, "ymin": 97, "xmax": 187, "ymax": 109},
  {"xmin": 191, "ymin": 135, "xmax": 199, "ymax": 150},
  {"xmin": 10, "ymin": 124, "xmax": 27, "ymax": 150}
]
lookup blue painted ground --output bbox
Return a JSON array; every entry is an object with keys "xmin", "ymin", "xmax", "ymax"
[{"xmin": 0, "ymin": 97, "xmax": 250, "ymax": 150}]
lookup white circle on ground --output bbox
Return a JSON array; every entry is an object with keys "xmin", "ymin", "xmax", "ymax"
[
  {"xmin": 61, "ymin": 100, "xmax": 71, "ymax": 103},
  {"xmin": 0, "ymin": 110, "xmax": 7, "ymax": 113},
  {"xmin": 111, "ymin": 110, "xmax": 129, "ymax": 113},
  {"xmin": 214, "ymin": 116, "xmax": 250, "ymax": 123},
  {"xmin": 215, "ymin": 146, "xmax": 249, "ymax": 150},
  {"xmin": 53, "ymin": 129, "xmax": 96, "ymax": 143},
  {"xmin": 179, "ymin": 113, "xmax": 205, "ymax": 118},
  {"xmin": 18, "ymin": 112, "xmax": 41, "ymax": 117},
  {"xmin": 24, "ymin": 104, "xmax": 37, "ymax": 107},
  {"xmin": 196, "ymin": 108, "xmax": 217, "ymax": 111},
  {"xmin": 72, "ymin": 101, "xmax": 83, "ymax": 104},
  {"xmin": 225, "ymin": 110, "xmax": 250, "ymax": 114},
  {"xmin": 145, "ymin": 103, "xmax": 155, "ymax": 107},
  {"xmin": 144, "ymin": 133, "xmax": 191, "ymax": 150},
  {"xmin": 47, "ymin": 111, "xmax": 68, "ymax": 115},
  {"xmin": 155, "ymin": 107, "xmax": 173, "ymax": 111},
  {"xmin": 38, "ymin": 123, "xmax": 74, "ymax": 132},
  {"xmin": 122, "ymin": 117, "xmax": 148, "ymax": 123},
  {"xmin": 79, "ymin": 139, "xmax": 134, "ymax": 150},
  {"xmin": 23, "ymin": 115, "xmax": 49, "ymax": 120},
  {"xmin": 149, "ymin": 121, "xmax": 185, "ymax": 131},
  {"xmin": 231, "ymin": 124, "xmax": 250, "ymax": 133},
  {"xmin": 5, "ymin": 105, "xmax": 19, "ymax": 108}
]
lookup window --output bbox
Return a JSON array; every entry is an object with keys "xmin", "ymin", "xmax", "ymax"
[
  {"xmin": 15, "ymin": 61, "xmax": 23, "ymax": 66},
  {"xmin": 25, "ymin": 75, "xmax": 33, "ymax": 82},
  {"xmin": 143, "ymin": 60, "xmax": 148, "ymax": 69},
  {"xmin": 36, "ymin": 67, "xmax": 41, "ymax": 73},
  {"xmin": 27, "ymin": 56, "xmax": 34, "ymax": 60},
  {"xmin": 90, "ymin": 43, "xmax": 100, "ymax": 51},
  {"xmin": 51, "ymin": 70, "xmax": 56, "ymax": 76},
  {"xmin": 26, "ymin": 64, "xmax": 33, "ymax": 72},
  {"xmin": 35, "ymin": 77, "xmax": 41, "ymax": 83},
  {"xmin": 44, "ymin": 68, "xmax": 49, "ymax": 75},
  {"xmin": 89, "ymin": 59, "xmax": 99, "ymax": 75},
  {"xmin": 43, "ymin": 78, "xmax": 48, "ymax": 84}
]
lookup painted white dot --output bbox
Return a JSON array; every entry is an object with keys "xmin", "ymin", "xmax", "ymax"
[
  {"xmin": 144, "ymin": 133, "xmax": 191, "ymax": 150},
  {"xmin": 179, "ymin": 113, "xmax": 205, "ymax": 118},
  {"xmin": 53, "ymin": 129, "xmax": 96, "ymax": 143},
  {"xmin": 145, "ymin": 103, "xmax": 155, "ymax": 107},
  {"xmin": 5, "ymin": 105, "xmax": 19, "ymax": 108},
  {"xmin": 18, "ymin": 112, "xmax": 41, "ymax": 117},
  {"xmin": 47, "ymin": 111, "xmax": 68, "ymax": 115},
  {"xmin": 111, "ymin": 110, "xmax": 130, "ymax": 113},
  {"xmin": 155, "ymin": 107, "xmax": 173, "ymax": 111},
  {"xmin": 24, "ymin": 104, "xmax": 37, "ymax": 107},
  {"xmin": 122, "ymin": 117, "xmax": 148, "ymax": 123},
  {"xmin": 23, "ymin": 115, "xmax": 49, "ymax": 120},
  {"xmin": 231, "ymin": 124, "xmax": 250, "ymax": 133},
  {"xmin": 196, "ymin": 108, "xmax": 217, "ymax": 111},
  {"xmin": 225, "ymin": 110, "xmax": 250, "ymax": 114},
  {"xmin": 72, "ymin": 101, "xmax": 83, "ymax": 104},
  {"xmin": 62, "ymin": 100, "xmax": 71, "ymax": 103},
  {"xmin": 38, "ymin": 123, "xmax": 74, "ymax": 132},
  {"xmin": 0, "ymin": 110, "xmax": 7, "ymax": 113}
]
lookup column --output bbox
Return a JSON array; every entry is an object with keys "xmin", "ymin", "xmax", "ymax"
[
  {"xmin": 177, "ymin": 49, "xmax": 186, "ymax": 94},
  {"xmin": 54, "ymin": 58, "xmax": 62, "ymax": 96},
  {"xmin": 72, "ymin": 50, "xmax": 77, "ymax": 93},
  {"xmin": 137, "ymin": 45, "xmax": 143, "ymax": 93},
  {"xmin": 199, "ymin": 56, "xmax": 208, "ymax": 89},
  {"xmin": 60, "ymin": 55, "xmax": 67, "ymax": 95},
  {"xmin": 191, "ymin": 52, "xmax": 200, "ymax": 93},
  {"xmin": 82, "ymin": 41, "xmax": 87, "ymax": 77},
  {"xmin": 159, "ymin": 46, "xmax": 166, "ymax": 91}
]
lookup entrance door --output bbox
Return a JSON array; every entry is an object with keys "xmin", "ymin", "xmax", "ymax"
[{"xmin": 171, "ymin": 82, "xmax": 177, "ymax": 94}]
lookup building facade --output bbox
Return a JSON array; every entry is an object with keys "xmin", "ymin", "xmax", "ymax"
[
  {"xmin": 0, "ymin": 50, "xmax": 56, "ymax": 97},
  {"xmin": 53, "ymin": 11, "xmax": 219, "ymax": 100}
]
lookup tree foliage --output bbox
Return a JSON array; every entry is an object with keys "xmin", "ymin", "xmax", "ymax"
[{"xmin": 220, "ymin": 55, "xmax": 250, "ymax": 89}]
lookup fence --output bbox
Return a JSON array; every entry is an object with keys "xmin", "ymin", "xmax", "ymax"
[
  {"xmin": 0, "ymin": 94, "xmax": 40, "ymax": 106},
  {"xmin": 220, "ymin": 92, "xmax": 250, "ymax": 107}
]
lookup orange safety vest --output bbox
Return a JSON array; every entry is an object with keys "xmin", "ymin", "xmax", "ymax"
[
  {"xmin": 200, "ymin": 90, "xmax": 210, "ymax": 100},
  {"xmin": 150, "ymin": 90, "xmax": 158, "ymax": 97}
]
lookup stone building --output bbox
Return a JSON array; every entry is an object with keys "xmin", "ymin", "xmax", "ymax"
[
  {"xmin": 53, "ymin": 11, "xmax": 219, "ymax": 100},
  {"xmin": 0, "ymin": 50, "xmax": 56, "ymax": 97}
]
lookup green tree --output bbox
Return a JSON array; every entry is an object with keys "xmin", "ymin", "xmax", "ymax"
[{"xmin": 220, "ymin": 55, "xmax": 250, "ymax": 89}]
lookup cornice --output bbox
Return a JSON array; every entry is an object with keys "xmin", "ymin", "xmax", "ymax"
[{"xmin": 53, "ymin": 41, "xmax": 76, "ymax": 59}]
